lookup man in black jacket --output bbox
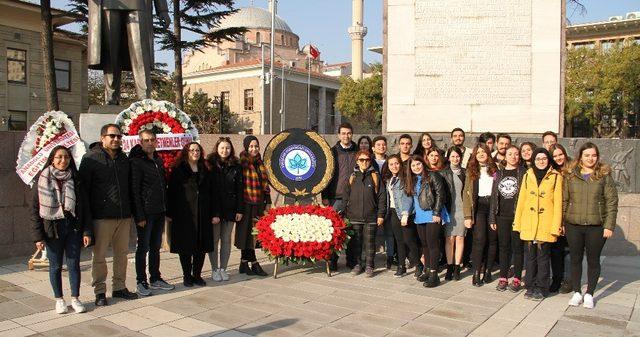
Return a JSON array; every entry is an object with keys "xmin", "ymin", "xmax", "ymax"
[
  {"xmin": 322, "ymin": 122, "xmax": 357, "ymax": 271},
  {"xmin": 79, "ymin": 124, "xmax": 138, "ymax": 306},
  {"xmin": 130, "ymin": 130, "xmax": 174, "ymax": 296}
]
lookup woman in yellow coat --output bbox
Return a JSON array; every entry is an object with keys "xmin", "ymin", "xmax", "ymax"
[{"xmin": 514, "ymin": 148, "xmax": 563, "ymax": 301}]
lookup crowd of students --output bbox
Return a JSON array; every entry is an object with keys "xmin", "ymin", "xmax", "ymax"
[
  {"xmin": 29, "ymin": 122, "xmax": 618, "ymax": 315},
  {"xmin": 332, "ymin": 124, "xmax": 618, "ymax": 309}
]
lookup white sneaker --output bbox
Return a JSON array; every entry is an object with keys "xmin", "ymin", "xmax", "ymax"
[
  {"xmin": 568, "ymin": 292, "xmax": 583, "ymax": 306},
  {"xmin": 220, "ymin": 268, "xmax": 230, "ymax": 281},
  {"xmin": 55, "ymin": 298, "xmax": 68, "ymax": 314},
  {"xmin": 583, "ymin": 293, "xmax": 594, "ymax": 309},
  {"xmin": 212, "ymin": 269, "xmax": 222, "ymax": 282},
  {"xmin": 70, "ymin": 298, "xmax": 86, "ymax": 313}
]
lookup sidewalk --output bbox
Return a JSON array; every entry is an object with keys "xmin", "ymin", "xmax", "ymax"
[{"xmin": 0, "ymin": 250, "xmax": 638, "ymax": 336}]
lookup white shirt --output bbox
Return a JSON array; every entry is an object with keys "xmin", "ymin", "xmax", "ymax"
[{"xmin": 478, "ymin": 166, "xmax": 493, "ymax": 197}]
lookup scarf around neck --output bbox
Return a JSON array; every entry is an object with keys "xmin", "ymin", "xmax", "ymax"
[
  {"xmin": 38, "ymin": 166, "xmax": 75, "ymax": 220},
  {"xmin": 240, "ymin": 151, "xmax": 270, "ymax": 204}
]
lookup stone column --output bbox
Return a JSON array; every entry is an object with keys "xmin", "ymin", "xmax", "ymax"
[
  {"xmin": 334, "ymin": 107, "xmax": 342, "ymax": 132},
  {"xmin": 318, "ymin": 87, "xmax": 327, "ymax": 133},
  {"xmin": 349, "ymin": 0, "xmax": 367, "ymax": 80}
]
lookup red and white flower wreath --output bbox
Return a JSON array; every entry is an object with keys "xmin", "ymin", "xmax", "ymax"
[{"xmin": 115, "ymin": 99, "xmax": 199, "ymax": 174}]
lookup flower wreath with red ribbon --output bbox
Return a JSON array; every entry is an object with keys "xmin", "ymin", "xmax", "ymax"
[
  {"xmin": 254, "ymin": 205, "xmax": 350, "ymax": 264},
  {"xmin": 115, "ymin": 99, "xmax": 199, "ymax": 175}
]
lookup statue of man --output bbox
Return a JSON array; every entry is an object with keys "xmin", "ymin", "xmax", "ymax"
[{"xmin": 87, "ymin": 0, "xmax": 171, "ymax": 105}]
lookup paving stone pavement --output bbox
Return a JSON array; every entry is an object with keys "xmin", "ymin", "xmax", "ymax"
[{"xmin": 0, "ymin": 249, "xmax": 638, "ymax": 336}]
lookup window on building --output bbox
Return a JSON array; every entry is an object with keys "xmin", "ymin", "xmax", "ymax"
[
  {"xmin": 244, "ymin": 89, "xmax": 254, "ymax": 111},
  {"xmin": 601, "ymin": 40, "xmax": 615, "ymax": 51},
  {"xmin": 256, "ymin": 32, "xmax": 261, "ymax": 44},
  {"xmin": 221, "ymin": 91, "xmax": 230, "ymax": 111},
  {"xmin": 54, "ymin": 59, "xmax": 71, "ymax": 91},
  {"xmin": 7, "ymin": 48, "xmax": 27, "ymax": 84},
  {"xmin": 574, "ymin": 42, "xmax": 595, "ymax": 50},
  {"xmin": 281, "ymin": 35, "xmax": 285, "ymax": 46},
  {"xmin": 8, "ymin": 110, "xmax": 27, "ymax": 131}
]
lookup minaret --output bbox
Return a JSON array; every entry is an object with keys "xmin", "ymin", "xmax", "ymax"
[{"xmin": 348, "ymin": 0, "xmax": 367, "ymax": 80}]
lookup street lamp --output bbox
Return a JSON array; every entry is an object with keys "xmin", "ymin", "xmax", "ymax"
[{"xmin": 211, "ymin": 95, "xmax": 222, "ymax": 134}]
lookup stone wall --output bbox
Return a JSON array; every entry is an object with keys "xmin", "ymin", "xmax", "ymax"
[{"xmin": 2, "ymin": 131, "xmax": 638, "ymax": 259}]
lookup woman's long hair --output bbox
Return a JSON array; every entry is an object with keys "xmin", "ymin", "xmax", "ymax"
[
  {"xmin": 466, "ymin": 143, "xmax": 497, "ymax": 181},
  {"xmin": 404, "ymin": 155, "xmax": 431, "ymax": 197},
  {"xmin": 382, "ymin": 154, "xmax": 403, "ymax": 181},
  {"xmin": 413, "ymin": 132, "xmax": 435, "ymax": 157},
  {"xmin": 519, "ymin": 141, "xmax": 537, "ymax": 166},
  {"xmin": 207, "ymin": 137, "xmax": 238, "ymax": 169},
  {"xmin": 549, "ymin": 143, "xmax": 571, "ymax": 170},
  {"xmin": 425, "ymin": 148, "xmax": 444, "ymax": 171},
  {"xmin": 43, "ymin": 146, "xmax": 78, "ymax": 174},
  {"xmin": 565, "ymin": 142, "xmax": 611, "ymax": 181},
  {"xmin": 173, "ymin": 142, "xmax": 206, "ymax": 169}
]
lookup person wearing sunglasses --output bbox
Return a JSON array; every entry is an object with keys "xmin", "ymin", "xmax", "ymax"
[
  {"xmin": 79, "ymin": 124, "xmax": 138, "ymax": 306},
  {"xmin": 343, "ymin": 150, "xmax": 386, "ymax": 277}
]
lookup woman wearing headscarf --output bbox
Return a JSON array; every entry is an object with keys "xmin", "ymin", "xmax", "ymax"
[
  {"xmin": 514, "ymin": 148, "xmax": 563, "ymax": 301},
  {"xmin": 236, "ymin": 136, "xmax": 271, "ymax": 276},
  {"xmin": 31, "ymin": 146, "xmax": 91, "ymax": 314}
]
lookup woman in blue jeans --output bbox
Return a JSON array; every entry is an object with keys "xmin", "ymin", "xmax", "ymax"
[{"xmin": 30, "ymin": 146, "xmax": 92, "ymax": 314}]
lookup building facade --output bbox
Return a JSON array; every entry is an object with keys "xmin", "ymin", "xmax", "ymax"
[
  {"xmin": 567, "ymin": 12, "xmax": 640, "ymax": 49},
  {"xmin": 183, "ymin": 6, "xmax": 341, "ymax": 134},
  {"xmin": 0, "ymin": 0, "xmax": 87, "ymax": 131}
]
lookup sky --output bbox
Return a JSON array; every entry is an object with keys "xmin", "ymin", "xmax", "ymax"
[{"xmin": 51, "ymin": 0, "xmax": 639, "ymax": 72}]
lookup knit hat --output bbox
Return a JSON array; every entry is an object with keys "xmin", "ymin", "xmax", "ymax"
[{"xmin": 243, "ymin": 135, "xmax": 259, "ymax": 151}]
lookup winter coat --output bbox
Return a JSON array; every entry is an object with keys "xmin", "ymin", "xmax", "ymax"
[
  {"xmin": 30, "ymin": 173, "xmax": 92, "ymax": 242},
  {"xmin": 562, "ymin": 167, "xmax": 618, "ymax": 231},
  {"xmin": 130, "ymin": 144, "xmax": 166, "ymax": 223},
  {"xmin": 488, "ymin": 166, "xmax": 526, "ymax": 225},
  {"xmin": 462, "ymin": 170, "xmax": 495, "ymax": 222},
  {"xmin": 435, "ymin": 167, "xmax": 455, "ymax": 213},
  {"xmin": 167, "ymin": 162, "xmax": 217, "ymax": 254},
  {"xmin": 79, "ymin": 143, "xmax": 132, "ymax": 220},
  {"xmin": 344, "ymin": 167, "xmax": 387, "ymax": 223},
  {"xmin": 322, "ymin": 141, "xmax": 357, "ymax": 200},
  {"xmin": 385, "ymin": 175, "xmax": 414, "ymax": 220},
  {"xmin": 513, "ymin": 168, "xmax": 563, "ymax": 243},
  {"xmin": 210, "ymin": 161, "xmax": 244, "ymax": 222},
  {"xmin": 417, "ymin": 171, "xmax": 446, "ymax": 215}
]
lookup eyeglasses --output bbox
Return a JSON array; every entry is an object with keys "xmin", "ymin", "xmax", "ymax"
[
  {"xmin": 535, "ymin": 157, "xmax": 549, "ymax": 162},
  {"xmin": 358, "ymin": 158, "xmax": 371, "ymax": 162},
  {"xmin": 106, "ymin": 134, "xmax": 122, "ymax": 139}
]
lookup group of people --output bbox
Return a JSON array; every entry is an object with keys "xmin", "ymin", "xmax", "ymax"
[
  {"xmin": 30, "ymin": 122, "xmax": 618, "ymax": 315},
  {"xmin": 30, "ymin": 124, "xmax": 271, "ymax": 314},
  {"xmin": 330, "ymin": 124, "xmax": 617, "ymax": 309}
]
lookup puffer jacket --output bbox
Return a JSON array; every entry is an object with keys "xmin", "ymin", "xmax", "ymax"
[
  {"xmin": 130, "ymin": 144, "xmax": 166, "ymax": 223},
  {"xmin": 562, "ymin": 167, "xmax": 618, "ymax": 231},
  {"xmin": 417, "ymin": 171, "xmax": 446, "ymax": 215},
  {"xmin": 343, "ymin": 166, "xmax": 387, "ymax": 223},
  {"xmin": 513, "ymin": 168, "xmax": 563, "ymax": 243},
  {"xmin": 79, "ymin": 143, "xmax": 131, "ymax": 220},
  {"xmin": 385, "ymin": 175, "xmax": 413, "ymax": 220}
]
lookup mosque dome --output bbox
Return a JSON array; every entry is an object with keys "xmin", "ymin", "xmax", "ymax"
[{"xmin": 217, "ymin": 7, "xmax": 293, "ymax": 33}]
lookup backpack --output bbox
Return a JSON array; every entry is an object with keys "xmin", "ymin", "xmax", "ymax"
[{"xmin": 349, "ymin": 171, "xmax": 380, "ymax": 194}]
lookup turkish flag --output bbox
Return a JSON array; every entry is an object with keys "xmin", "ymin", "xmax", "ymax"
[{"xmin": 309, "ymin": 45, "xmax": 320, "ymax": 59}]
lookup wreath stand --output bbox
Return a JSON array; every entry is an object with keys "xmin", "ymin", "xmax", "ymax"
[{"xmin": 28, "ymin": 247, "xmax": 49, "ymax": 270}]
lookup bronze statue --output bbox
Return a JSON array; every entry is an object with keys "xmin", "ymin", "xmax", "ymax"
[{"xmin": 87, "ymin": 0, "xmax": 171, "ymax": 105}]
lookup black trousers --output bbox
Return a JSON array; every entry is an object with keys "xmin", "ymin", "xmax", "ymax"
[
  {"xmin": 241, "ymin": 249, "xmax": 257, "ymax": 263},
  {"xmin": 389, "ymin": 209, "xmax": 407, "ymax": 266},
  {"xmin": 550, "ymin": 236, "xmax": 568, "ymax": 283},
  {"xmin": 565, "ymin": 224, "xmax": 607, "ymax": 295},
  {"xmin": 524, "ymin": 242, "xmax": 551, "ymax": 292},
  {"xmin": 471, "ymin": 198, "xmax": 498, "ymax": 274},
  {"xmin": 497, "ymin": 216, "xmax": 524, "ymax": 279},
  {"xmin": 416, "ymin": 222, "xmax": 441, "ymax": 271},
  {"xmin": 179, "ymin": 253, "xmax": 205, "ymax": 278},
  {"xmin": 349, "ymin": 222, "xmax": 377, "ymax": 268}
]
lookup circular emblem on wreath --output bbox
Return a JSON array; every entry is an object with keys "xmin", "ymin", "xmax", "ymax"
[
  {"xmin": 279, "ymin": 144, "xmax": 317, "ymax": 181},
  {"xmin": 264, "ymin": 128, "xmax": 333, "ymax": 199}
]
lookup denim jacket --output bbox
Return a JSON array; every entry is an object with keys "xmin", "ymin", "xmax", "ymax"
[{"xmin": 386, "ymin": 176, "xmax": 414, "ymax": 220}]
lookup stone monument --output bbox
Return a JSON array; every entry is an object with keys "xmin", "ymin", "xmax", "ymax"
[{"xmin": 384, "ymin": 0, "xmax": 563, "ymax": 134}]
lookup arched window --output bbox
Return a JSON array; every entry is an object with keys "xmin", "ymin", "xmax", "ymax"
[
  {"xmin": 281, "ymin": 34, "xmax": 285, "ymax": 46},
  {"xmin": 256, "ymin": 32, "xmax": 261, "ymax": 44}
]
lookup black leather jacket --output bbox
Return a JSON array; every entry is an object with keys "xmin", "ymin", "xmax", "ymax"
[
  {"xmin": 418, "ymin": 171, "xmax": 446, "ymax": 216},
  {"xmin": 130, "ymin": 144, "xmax": 167, "ymax": 222}
]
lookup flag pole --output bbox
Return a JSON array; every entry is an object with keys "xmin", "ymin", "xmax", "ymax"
[
  {"xmin": 307, "ymin": 54, "xmax": 311, "ymax": 129},
  {"xmin": 269, "ymin": 0, "xmax": 276, "ymax": 134}
]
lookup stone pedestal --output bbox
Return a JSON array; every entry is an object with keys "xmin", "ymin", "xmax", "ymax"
[{"xmin": 80, "ymin": 105, "xmax": 123, "ymax": 144}]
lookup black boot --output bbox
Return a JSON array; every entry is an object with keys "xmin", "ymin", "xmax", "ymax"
[
  {"xmin": 453, "ymin": 265, "xmax": 461, "ymax": 281},
  {"xmin": 386, "ymin": 256, "xmax": 394, "ymax": 270},
  {"xmin": 418, "ymin": 268, "xmax": 430, "ymax": 282},
  {"xmin": 239, "ymin": 261, "xmax": 250, "ymax": 274},
  {"xmin": 251, "ymin": 262, "xmax": 268, "ymax": 276},
  {"xmin": 445, "ymin": 265, "xmax": 454, "ymax": 281},
  {"xmin": 423, "ymin": 271, "xmax": 440, "ymax": 288},
  {"xmin": 549, "ymin": 278, "xmax": 561, "ymax": 293},
  {"xmin": 472, "ymin": 270, "xmax": 484, "ymax": 287},
  {"xmin": 394, "ymin": 265, "xmax": 406, "ymax": 278},
  {"xmin": 483, "ymin": 271, "xmax": 493, "ymax": 284}
]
